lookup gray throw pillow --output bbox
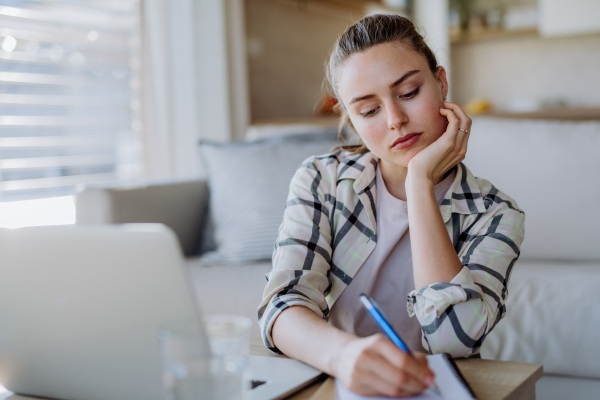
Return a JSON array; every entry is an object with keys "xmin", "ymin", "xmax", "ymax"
[{"xmin": 199, "ymin": 135, "xmax": 340, "ymax": 265}]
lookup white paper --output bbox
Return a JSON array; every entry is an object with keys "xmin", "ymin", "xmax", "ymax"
[
  {"xmin": 336, "ymin": 380, "xmax": 442, "ymax": 400},
  {"xmin": 335, "ymin": 354, "xmax": 475, "ymax": 400},
  {"xmin": 426, "ymin": 355, "xmax": 474, "ymax": 400}
]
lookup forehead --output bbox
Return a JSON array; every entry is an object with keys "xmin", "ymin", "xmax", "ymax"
[{"xmin": 337, "ymin": 42, "xmax": 427, "ymax": 102}]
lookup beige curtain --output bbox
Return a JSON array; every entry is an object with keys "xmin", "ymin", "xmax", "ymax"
[{"xmin": 140, "ymin": 0, "xmax": 246, "ymax": 179}]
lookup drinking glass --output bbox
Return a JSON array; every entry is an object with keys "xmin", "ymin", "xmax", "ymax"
[{"xmin": 159, "ymin": 315, "xmax": 252, "ymax": 400}]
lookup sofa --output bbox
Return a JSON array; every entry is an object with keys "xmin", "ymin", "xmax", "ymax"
[{"xmin": 76, "ymin": 117, "xmax": 600, "ymax": 400}]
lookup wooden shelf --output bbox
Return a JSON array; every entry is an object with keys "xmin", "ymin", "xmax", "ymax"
[
  {"xmin": 251, "ymin": 116, "xmax": 340, "ymax": 126},
  {"xmin": 252, "ymin": 107, "xmax": 600, "ymax": 127},
  {"xmin": 476, "ymin": 107, "xmax": 600, "ymax": 121},
  {"xmin": 286, "ymin": 0, "xmax": 375, "ymax": 13},
  {"xmin": 450, "ymin": 27, "xmax": 538, "ymax": 44}
]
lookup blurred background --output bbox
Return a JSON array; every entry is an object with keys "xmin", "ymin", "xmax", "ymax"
[
  {"xmin": 0, "ymin": 0, "xmax": 598, "ymax": 227},
  {"xmin": 1, "ymin": 2, "xmax": 599, "ymax": 399}
]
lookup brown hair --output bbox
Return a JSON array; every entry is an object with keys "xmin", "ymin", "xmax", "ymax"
[{"xmin": 326, "ymin": 14, "xmax": 439, "ymax": 155}]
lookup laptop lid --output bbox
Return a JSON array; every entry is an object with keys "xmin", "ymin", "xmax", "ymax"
[{"xmin": 0, "ymin": 224, "xmax": 204, "ymax": 400}]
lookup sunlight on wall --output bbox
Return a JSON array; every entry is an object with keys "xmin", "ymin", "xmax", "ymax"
[{"xmin": 0, "ymin": 196, "xmax": 76, "ymax": 229}]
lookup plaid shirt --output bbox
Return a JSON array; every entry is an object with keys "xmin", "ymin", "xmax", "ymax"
[{"xmin": 258, "ymin": 150, "xmax": 525, "ymax": 357}]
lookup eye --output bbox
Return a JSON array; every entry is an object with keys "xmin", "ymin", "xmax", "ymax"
[
  {"xmin": 361, "ymin": 106, "xmax": 380, "ymax": 118},
  {"xmin": 401, "ymin": 87, "xmax": 420, "ymax": 99}
]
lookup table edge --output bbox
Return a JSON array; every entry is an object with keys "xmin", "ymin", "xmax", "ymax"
[{"xmin": 501, "ymin": 363, "xmax": 543, "ymax": 400}]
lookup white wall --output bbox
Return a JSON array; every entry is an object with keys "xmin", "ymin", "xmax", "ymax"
[{"xmin": 451, "ymin": 33, "xmax": 600, "ymax": 111}]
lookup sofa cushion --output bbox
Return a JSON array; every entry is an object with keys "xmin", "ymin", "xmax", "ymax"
[
  {"xmin": 245, "ymin": 121, "xmax": 360, "ymax": 144},
  {"xmin": 481, "ymin": 259, "xmax": 600, "ymax": 379},
  {"xmin": 199, "ymin": 135, "xmax": 339, "ymax": 265},
  {"xmin": 465, "ymin": 117, "xmax": 600, "ymax": 260}
]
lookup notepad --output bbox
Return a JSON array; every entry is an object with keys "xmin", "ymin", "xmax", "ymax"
[{"xmin": 336, "ymin": 353, "xmax": 477, "ymax": 400}]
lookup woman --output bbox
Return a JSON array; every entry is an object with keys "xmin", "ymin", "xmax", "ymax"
[{"xmin": 258, "ymin": 14, "xmax": 525, "ymax": 397}]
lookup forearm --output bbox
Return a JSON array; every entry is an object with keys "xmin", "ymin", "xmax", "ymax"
[
  {"xmin": 271, "ymin": 306, "xmax": 354, "ymax": 375},
  {"xmin": 406, "ymin": 176, "xmax": 463, "ymax": 289}
]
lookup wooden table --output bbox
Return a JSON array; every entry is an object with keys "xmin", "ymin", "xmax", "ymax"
[
  {"xmin": 0, "ymin": 340, "xmax": 542, "ymax": 400},
  {"xmin": 251, "ymin": 338, "xmax": 543, "ymax": 400}
]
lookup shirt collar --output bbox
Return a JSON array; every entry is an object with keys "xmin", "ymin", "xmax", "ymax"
[
  {"xmin": 337, "ymin": 152, "xmax": 486, "ymax": 223},
  {"xmin": 336, "ymin": 151, "xmax": 378, "ymax": 194}
]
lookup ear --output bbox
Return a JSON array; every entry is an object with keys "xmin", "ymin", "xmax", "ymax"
[{"xmin": 435, "ymin": 66, "xmax": 449, "ymax": 101}]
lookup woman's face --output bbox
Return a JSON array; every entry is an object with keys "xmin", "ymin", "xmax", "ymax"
[{"xmin": 337, "ymin": 42, "xmax": 449, "ymax": 168}]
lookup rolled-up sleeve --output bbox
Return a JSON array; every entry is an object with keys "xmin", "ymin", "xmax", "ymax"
[
  {"xmin": 407, "ymin": 205, "xmax": 525, "ymax": 357},
  {"xmin": 257, "ymin": 160, "xmax": 333, "ymax": 353}
]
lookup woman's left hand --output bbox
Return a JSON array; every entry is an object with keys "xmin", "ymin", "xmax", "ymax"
[{"xmin": 407, "ymin": 101, "xmax": 472, "ymax": 185}]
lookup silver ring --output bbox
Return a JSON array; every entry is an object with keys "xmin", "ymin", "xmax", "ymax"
[{"xmin": 459, "ymin": 128, "xmax": 468, "ymax": 133}]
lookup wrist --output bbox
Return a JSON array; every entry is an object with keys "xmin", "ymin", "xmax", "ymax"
[
  {"xmin": 407, "ymin": 158, "xmax": 434, "ymax": 183},
  {"xmin": 328, "ymin": 334, "xmax": 356, "ymax": 377},
  {"xmin": 405, "ymin": 169, "xmax": 434, "ymax": 195}
]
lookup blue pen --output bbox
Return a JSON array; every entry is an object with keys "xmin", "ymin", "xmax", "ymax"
[
  {"xmin": 359, "ymin": 294, "xmax": 413, "ymax": 356},
  {"xmin": 359, "ymin": 295, "xmax": 450, "ymax": 396},
  {"xmin": 359, "ymin": 294, "xmax": 441, "ymax": 394}
]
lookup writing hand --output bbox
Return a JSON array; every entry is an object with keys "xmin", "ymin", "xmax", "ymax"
[{"xmin": 332, "ymin": 334, "xmax": 434, "ymax": 397}]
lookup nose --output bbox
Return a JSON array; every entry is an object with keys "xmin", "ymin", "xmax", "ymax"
[{"xmin": 386, "ymin": 101, "xmax": 408, "ymax": 131}]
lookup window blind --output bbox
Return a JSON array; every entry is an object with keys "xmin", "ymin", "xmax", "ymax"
[{"xmin": 0, "ymin": 0, "xmax": 141, "ymax": 202}]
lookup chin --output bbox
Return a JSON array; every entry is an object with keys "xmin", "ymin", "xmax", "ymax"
[
  {"xmin": 379, "ymin": 152, "xmax": 412, "ymax": 168},
  {"xmin": 395, "ymin": 147, "xmax": 422, "ymax": 166},
  {"xmin": 374, "ymin": 144, "xmax": 424, "ymax": 168}
]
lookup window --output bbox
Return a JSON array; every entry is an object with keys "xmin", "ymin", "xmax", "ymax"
[{"xmin": 0, "ymin": 0, "xmax": 141, "ymax": 205}]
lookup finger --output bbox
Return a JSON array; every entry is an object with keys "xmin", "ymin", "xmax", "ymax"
[
  {"xmin": 364, "ymin": 352, "xmax": 428, "ymax": 395},
  {"xmin": 439, "ymin": 106, "xmax": 459, "ymax": 126},
  {"xmin": 439, "ymin": 108, "xmax": 460, "ymax": 144},
  {"xmin": 360, "ymin": 359, "xmax": 427, "ymax": 397},
  {"xmin": 443, "ymin": 102, "xmax": 471, "ymax": 150},
  {"xmin": 350, "ymin": 370, "xmax": 400, "ymax": 397},
  {"xmin": 353, "ymin": 371, "xmax": 414, "ymax": 398},
  {"xmin": 455, "ymin": 128, "xmax": 467, "ymax": 153},
  {"xmin": 443, "ymin": 102, "xmax": 471, "ymax": 156},
  {"xmin": 400, "ymin": 353, "xmax": 435, "ymax": 390},
  {"xmin": 371, "ymin": 338, "xmax": 432, "ymax": 388},
  {"xmin": 442, "ymin": 103, "xmax": 470, "ymax": 154},
  {"xmin": 443, "ymin": 101, "xmax": 472, "ymax": 131},
  {"xmin": 413, "ymin": 353, "xmax": 436, "ymax": 385},
  {"xmin": 460, "ymin": 128, "xmax": 470, "ymax": 159},
  {"xmin": 372, "ymin": 336, "xmax": 431, "ymax": 376}
]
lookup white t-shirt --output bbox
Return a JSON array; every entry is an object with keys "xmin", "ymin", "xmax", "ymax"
[{"xmin": 329, "ymin": 165, "xmax": 456, "ymax": 352}]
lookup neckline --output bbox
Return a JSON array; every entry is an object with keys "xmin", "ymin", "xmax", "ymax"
[{"xmin": 375, "ymin": 166, "xmax": 456, "ymax": 208}]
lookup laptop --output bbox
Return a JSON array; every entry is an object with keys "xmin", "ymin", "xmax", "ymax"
[{"xmin": 0, "ymin": 224, "xmax": 322, "ymax": 400}]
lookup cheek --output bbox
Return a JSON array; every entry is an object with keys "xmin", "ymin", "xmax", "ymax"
[
  {"xmin": 354, "ymin": 119, "xmax": 385, "ymax": 147},
  {"xmin": 362, "ymin": 127, "xmax": 381, "ymax": 143},
  {"xmin": 432, "ymin": 113, "xmax": 448, "ymax": 140},
  {"xmin": 414, "ymin": 100, "xmax": 447, "ymax": 139},
  {"xmin": 415, "ymin": 98, "xmax": 443, "ymax": 121}
]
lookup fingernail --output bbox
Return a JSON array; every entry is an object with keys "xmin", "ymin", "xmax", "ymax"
[{"xmin": 424, "ymin": 376, "xmax": 435, "ymax": 386}]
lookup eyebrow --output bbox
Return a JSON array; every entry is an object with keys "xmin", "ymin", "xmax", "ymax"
[{"xmin": 348, "ymin": 69, "xmax": 421, "ymax": 105}]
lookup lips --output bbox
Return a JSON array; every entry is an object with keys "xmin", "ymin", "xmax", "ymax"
[{"xmin": 392, "ymin": 133, "xmax": 422, "ymax": 150}]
